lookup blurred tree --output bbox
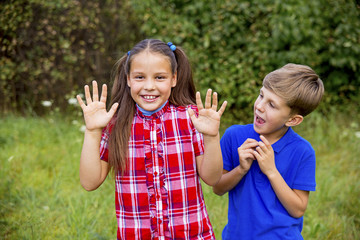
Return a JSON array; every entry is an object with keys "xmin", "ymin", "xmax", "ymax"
[
  {"xmin": 131, "ymin": 0, "xmax": 360, "ymax": 122},
  {"xmin": 1, "ymin": 0, "xmax": 359, "ymax": 121},
  {"xmin": 0, "ymin": 0, "xmax": 143, "ymax": 114}
]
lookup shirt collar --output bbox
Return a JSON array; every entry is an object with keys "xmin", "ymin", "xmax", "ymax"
[
  {"xmin": 271, "ymin": 127, "xmax": 296, "ymax": 153},
  {"xmin": 136, "ymin": 101, "xmax": 169, "ymax": 119}
]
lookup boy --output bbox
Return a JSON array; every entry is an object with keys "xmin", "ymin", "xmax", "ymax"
[{"xmin": 213, "ymin": 64, "xmax": 324, "ymax": 240}]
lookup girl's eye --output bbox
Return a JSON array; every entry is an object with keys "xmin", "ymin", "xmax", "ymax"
[
  {"xmin": 134, "ymin": 76, "xmax": 144, "ymax": 80},
  {"xmin": 156, "ymin": 76, "xmax": 166, "ymax": 80},
  {"xmin": 269, "ymin": 102, "xmax": 275, "ymax": 108}
]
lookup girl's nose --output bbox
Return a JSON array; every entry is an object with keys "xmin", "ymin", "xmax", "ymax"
[{"xmin": 144, "ymin": 78, "xmax": 155, "ymax": 90}]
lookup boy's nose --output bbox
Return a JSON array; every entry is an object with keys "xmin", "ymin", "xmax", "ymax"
[{"xmin": 255, "ymin": 101, "xmax": 265, "ymax": 112}]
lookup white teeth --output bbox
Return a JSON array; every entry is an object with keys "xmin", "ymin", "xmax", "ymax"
[{"xmin": 144, "ymin": 95, "xmax": 156, "ymax": 99}]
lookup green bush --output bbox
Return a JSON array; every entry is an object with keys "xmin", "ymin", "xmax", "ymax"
[
  {"xmin": 1, "ymin": 0, "xmax": 359, "ymax": 122},
  {"xmin": 131, "ymin": 0, "xmax": 360, "ymax": 122},
  {"xmin": 0, "ymin": 0, "xmax": 143, "ymax": 114}
]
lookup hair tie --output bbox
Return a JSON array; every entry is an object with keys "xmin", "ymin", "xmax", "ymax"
[
  {"xmin": 127, "ymin": 51, "xmax": 131, "ymax": 56},
  {"xmin": 167, "ymin": 42, "xmax": 176, "ymax": 51}
]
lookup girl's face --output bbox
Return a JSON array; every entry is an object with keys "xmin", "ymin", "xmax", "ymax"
[
  {"xmin": 253, "ymin": 87, "xmax": 293, "ymax": 144},
  {"xmin": 127, "ymin": 51, "xmax": 177, "ymax": 111}
]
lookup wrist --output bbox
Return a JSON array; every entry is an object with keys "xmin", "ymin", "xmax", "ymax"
[
  {"xmin": 266, "ymin": 169, "xmax": 280, "ymax": 180},
  {"xmin": 203, "ymin": 132, "xmax": 220, "ymax": 140},
  {"xmin": 85, "ymin": 128, "xmax": 103, "ymax": 137},
  {"xmin": 235, "ymin": 165, "xmax": 249, "ymax": 176}
]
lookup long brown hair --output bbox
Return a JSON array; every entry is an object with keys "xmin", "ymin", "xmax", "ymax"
[{"xmin": 108, "ymin": 39, "xmax": 196, "ymax": 176}]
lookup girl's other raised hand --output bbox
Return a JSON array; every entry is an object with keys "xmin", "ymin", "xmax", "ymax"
[
  {"xmin": 77, "ymin": 81, "xmax": 119, "ymax": 132},
  {"xmin": 188, "ymin": 89, "xmax": 227, "ymax": 137}
]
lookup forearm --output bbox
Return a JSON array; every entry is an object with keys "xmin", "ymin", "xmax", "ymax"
[
  {"xmin": 80, "ymin": 129, "xmax": 109, "ymax": 191},
  {"xmin": 198, "ymin": 133, "xmax": 223, "ymax": 186},
  {"xmin": 212, "ymin": 167, "xmax": 247, "ymax": 196},
  {"xmin": 267, "ymin": 171, "xmax": 309, "ymax": 218}
]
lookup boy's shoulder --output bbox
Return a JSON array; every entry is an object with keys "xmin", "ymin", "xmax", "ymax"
[
  {"xmin": 280, "ymin": 128, "xmax": 314, "ymax": 153},
  {"xmin": 223, "ymin": 124, "xmax": 257, "ymax": 141},
  {"xmin": 225, "ymin": 123, "xmax": 254, "ymax": 134}
]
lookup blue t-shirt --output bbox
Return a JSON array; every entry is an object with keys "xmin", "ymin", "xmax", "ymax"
[{"xmin": 221, "ymin": 124, "xmax": 316, "ymax": 240}]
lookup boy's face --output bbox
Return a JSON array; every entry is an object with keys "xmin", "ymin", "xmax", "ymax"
[{"xmin": 253, "ymin": 87, "xmax": 294, "ymax": 143}]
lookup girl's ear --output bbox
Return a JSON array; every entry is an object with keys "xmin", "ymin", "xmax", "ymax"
[
  {"xmin": 127, "ymin": 75, "xmax": 131, "ymax": 87},
  {"xmin": 285, "ymin": 114, "xmax": 304, "ymax": 127},
  {"xmin": 171, "ymin": 72, "xmax": 177, "ymax": 87}
]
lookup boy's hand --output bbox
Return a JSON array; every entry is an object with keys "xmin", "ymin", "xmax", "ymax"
[
  {"xmin": 237, "ymin": 138, "xmax": 258, "ymax": 173},
  {"xmin": 253, "ymin": 135, "xmax": 277, "ymax": 177},
  {"xmin": 188, "ymin": 89, "xmax": 227, "ymax": 137},
  {"xmin": 77, "ymin": 81, "xmax": 119, "ymax": 132}
]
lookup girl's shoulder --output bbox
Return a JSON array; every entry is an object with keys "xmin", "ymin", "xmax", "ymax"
[{"xmin": 168, "ymin": 103, "xmax": 198, "ymax": 114}]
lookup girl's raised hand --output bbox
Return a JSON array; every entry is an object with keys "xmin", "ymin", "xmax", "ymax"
[
  {"xmin": 188, "ymin": 89, "xmax": 227, "ymax": 136},
  {"xmin": 77, "ymin": 81, "xmax": 119, "ymax": 132}
]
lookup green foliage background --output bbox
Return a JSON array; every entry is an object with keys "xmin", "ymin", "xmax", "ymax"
[{"xmin": 1, "ymin": 0, "xmax": 359, "ymax": 121}]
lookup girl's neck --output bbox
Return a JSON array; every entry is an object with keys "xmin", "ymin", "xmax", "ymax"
[{"xmin": 136, "ymin": 101, "xmax": 168, "ymax": 116}]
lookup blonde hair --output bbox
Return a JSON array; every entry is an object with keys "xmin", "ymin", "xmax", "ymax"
[{"xmin": 263, "ymin": 63, "xmax": 324, "ymax": 116}]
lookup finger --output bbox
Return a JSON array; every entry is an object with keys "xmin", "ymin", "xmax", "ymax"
[
  {"xmin": 255, "ymin": 146, "xmax": 265, "ymax": 156},
  {"xmin": 242, "ymin": 150, "xmax": 255, "ymax": 160},
  {"xmin": 212, "ymin": 92, "xmax": 218, "ymax": 111},
  {"xmin": 84, "ymin": 85, "xmax": 92, "ymax": 104},
  {"xmin": 107, "ymin": 102, "xmax": 119, "ymax": 118},
  {"xmin": 259, "ymin": 135, "xmax": 271, "ymax": 148},
  {"xmin": 253, "ymin": 149, "xmax": 260, "ymax": 159},
  {"xmin": 77, "ymin": 95, "xmax": 86, "ymax": 109},
  {"xmin": 100, "ymin": 84, "xmax": 107, "ymax": 103},
  {"xmin": 242, "ymin": 141, "xmax": 259, "ymax": 150},
  {"xmin": 204, "ymin": 89, "xmax": 212, "ymax": 109},
  {"xmin": 195, "ymin": 92, "xmax": 204, "ymax": 110},
  {"xmin": 92, "ymin": 81, "xmax": 99, "ymax": 102},
  {"xmin": 217, "ymin": 101, "xmax": 228, "ymax": 116}
]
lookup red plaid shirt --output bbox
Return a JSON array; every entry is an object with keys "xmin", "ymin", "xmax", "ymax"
[{"xmin": 100, "ymin": 103, "xmax": 215, "ymax": 240}]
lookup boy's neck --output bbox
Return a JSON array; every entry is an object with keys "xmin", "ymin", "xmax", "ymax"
[{"xmin": 263, "ymin": 126, "xmax": 289, "ymax": 145}]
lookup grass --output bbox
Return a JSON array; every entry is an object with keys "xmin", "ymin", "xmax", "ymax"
[{"xmin": 0, "ymin": 108, "xmax": 359, "ymax": 239}]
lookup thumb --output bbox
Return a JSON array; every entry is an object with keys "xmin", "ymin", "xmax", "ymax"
[
  {"xmin": 108, "ymin": 102, "xmax": 119, "ymax": 117},
  {"xmin": 187, "ymin": 107, "xmax": 197, "ymax": 122}
]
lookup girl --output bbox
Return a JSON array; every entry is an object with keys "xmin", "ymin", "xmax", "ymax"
[{"xmin": 77, "ymin": 39, "xmax": 227, "ymax": 239}]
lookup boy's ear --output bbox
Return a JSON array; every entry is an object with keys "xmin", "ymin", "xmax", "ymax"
[{"xmin": 285, "ymin": 114, "xmax": 304, "ymax": 127}]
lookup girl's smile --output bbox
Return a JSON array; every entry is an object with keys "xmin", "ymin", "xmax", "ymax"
[{"xmin": 127, "ymin": 51, "xmax": 177, "ymax": 112}]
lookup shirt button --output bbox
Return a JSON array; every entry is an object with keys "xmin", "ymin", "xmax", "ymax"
[
  {"xmin": 157, "ymin": 194, "xmax": 160, "ymax": 200},
  {"xmin": 154, "ymin": 171, "xmax": 158, "ymax": 176},
  {"xmin": 159, "ymin": 219, "xmax": 162, "ymax": 224}
]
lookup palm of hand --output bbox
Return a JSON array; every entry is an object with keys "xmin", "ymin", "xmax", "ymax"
[
  {"xmin": 194, "ymin": 108, "xmax": 221, "ymax": 136},
  {"xmin": 82, "ymin": 101, "xmax": 112, "ymax": 130},
  {"xmin": 77, "ymin": 81, "xmax": 118, "ymax": 132},
  {"xmin": 189, "ymin": 89, "xmax": 227, "ymax": 137}
]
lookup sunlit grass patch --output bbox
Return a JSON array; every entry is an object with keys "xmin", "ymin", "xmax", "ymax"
[{"xmin": 0, "ymin": 108, "xmax": 359, "ymax": 239}]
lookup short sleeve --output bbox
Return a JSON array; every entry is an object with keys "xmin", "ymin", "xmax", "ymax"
[
  {"xmin": 99, "ymin": 119, "xmax": 115, "ymax": 162},
  {"xmin": 292, "ymin": 147, "xmax": 317, "ymax": 191},
  {"xmin": 99, "ymin": 127, "xmax": 110, "ymax": 162},
  {"xmin": 188, "ymin": 105, "xmax": 204, "ymax": 157},
  {"xmin": 220, "ymin": 127, "xmax": 235, "ymax": 172}
]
